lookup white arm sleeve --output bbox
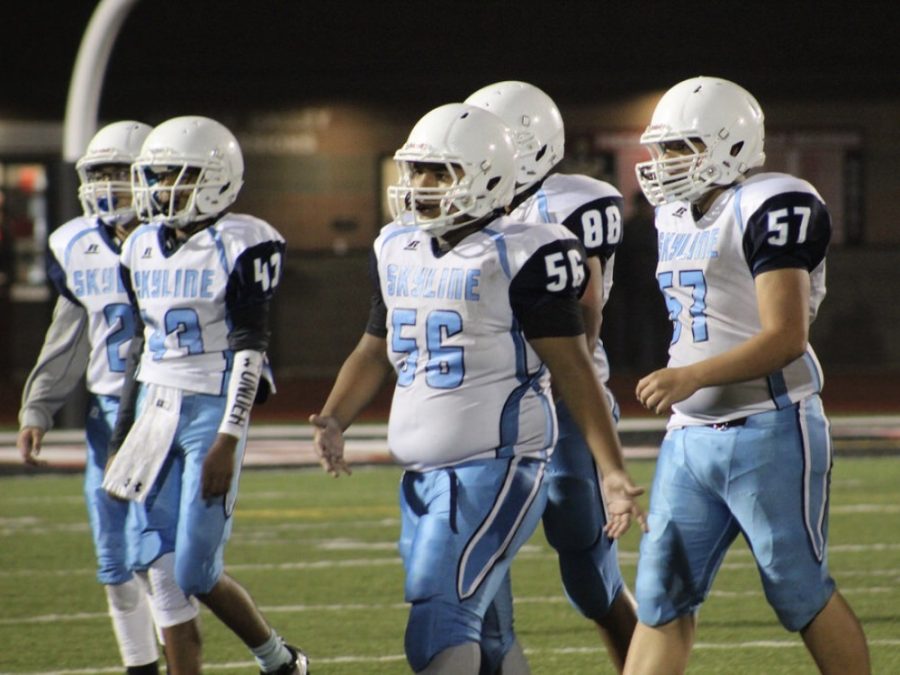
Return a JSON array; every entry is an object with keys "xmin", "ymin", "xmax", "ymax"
[
  {"xmin": 18, "ymin": 296, "xmax": 90, "ymax": 431},
  {"xmin": 218, "ymin": 349, "xmax": 263, "ymax": 439}
]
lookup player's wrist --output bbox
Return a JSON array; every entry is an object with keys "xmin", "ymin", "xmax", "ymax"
[{"xmin": 218, "ymin": 350, "xmax": 263, "ymax": 438}]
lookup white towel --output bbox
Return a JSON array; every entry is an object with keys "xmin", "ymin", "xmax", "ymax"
[{"xmin": 103, "ymin": 384, "xmax": 182, "ymax": 502}]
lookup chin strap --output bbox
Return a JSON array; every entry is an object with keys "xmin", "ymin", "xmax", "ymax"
[{"xmin": 219, "ymin": 349, "xmax": 263, "ymax": 439}]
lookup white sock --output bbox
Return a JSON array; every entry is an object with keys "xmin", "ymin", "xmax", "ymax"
[
  {"xmin": 106, "ymin": 578, "xmax": 158, "ymax": 667},
  {"xmin": 134, "ymin": 570, "xmax": 165, "ymax": 646},
  {"xmin": 252, "ymin": 630, "xmax": 293, "ymax": 672}
]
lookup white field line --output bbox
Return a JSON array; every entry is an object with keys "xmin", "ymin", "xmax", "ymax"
[
  {"xmin": 2, "ymin": 576, "xmax": 898, "ymax": 627},
  {"xmin": 3, "ymin": 639, "xmax": 900, "ymax": 675},
  {"xmin": 4, "ymin": 535, "xmax": 900, "ymax": 579},
  {"xmin": 3, "ymin": 535, "xmax": 900, "ymax": 579},
  {"xmin": 2, "ymin": 414, "xmax": 899, "ymax": 469}
]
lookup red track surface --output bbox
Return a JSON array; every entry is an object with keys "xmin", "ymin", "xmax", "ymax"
[{"xmin": 259, "ymin": 371, "xmax": 900, "ymax": 423}]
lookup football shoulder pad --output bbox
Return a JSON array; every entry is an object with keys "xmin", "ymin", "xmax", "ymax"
[
  {"xmin": 543, "ymin": 173, "xmax": 623, "ymax": 203},
  {"xmin": 47, "ymin": 215, "xmax": 98, "ymax": 265},
  {"xmin": 737, "ymin": 172, "xmax": 824, "ymax": 222}
]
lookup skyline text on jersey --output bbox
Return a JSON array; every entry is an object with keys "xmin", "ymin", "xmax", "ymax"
[
  {"xmin": 658, "ymin": 229, "xmax": 721, "ymax": 263},
  {"xmin": 385, "ymin": 264, "xmax": 481, "ymax": 301},
  {"xmin": 132, "ymin": 268, "xmax": 216, "ymax": 300},
  {"xmin": 70, "ymin": 266, "xmax": 127, "ymax": 298}
]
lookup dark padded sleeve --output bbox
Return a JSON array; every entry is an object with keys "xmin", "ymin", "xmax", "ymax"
[
  {"xmin": 742, "ymin": 191, "xmax": 831, "ymax": 276},
  {"xmin": 225, "ymin": 239, "xmax": 283, "ymax": 349},
  {"xmin": 509, "ymin": 238, "xmax": 587, "ymax": 339},
  {"xmin": 225, "ymin": 240, "xmax": 287, "ymax": 307},
  {"xmin": 228, "ymin": 302, "xmax": 271, "ymax": 352},
  {"xmin": 561, "ymin": 194, "xmax": 625, "ymax": 263},
  {"xmin": 365, "ymin": 248, "xmax": 388, "ymax": 338}
]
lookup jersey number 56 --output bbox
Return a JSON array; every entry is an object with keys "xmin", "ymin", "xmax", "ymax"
[{"xmin": 544, "ymin": 249, "xmax": 585, "ymax": 292}]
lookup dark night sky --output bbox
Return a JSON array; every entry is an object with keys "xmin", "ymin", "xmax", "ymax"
[{"xmin": 3, "ymin": 0, "xmax": 899, "ymax": 122}]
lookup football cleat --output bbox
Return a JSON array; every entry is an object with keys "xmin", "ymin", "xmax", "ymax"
[{"xmin": 260, "ymin": 644, "xmax": 309, "ymax": 675}]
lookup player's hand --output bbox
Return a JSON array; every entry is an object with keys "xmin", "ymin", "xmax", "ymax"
[
  {"xmin": 601, "ymin": 469, "xmax": 647, "ymax": 539},
  {"xmin": 636, "ymin": 366, "xmax": 701, "ymax": 415},
  {"xmin": 309, "ymin": 413, "xmax": 351, "ymax": 477},
  {"xmin": 202, "ymin": 433, "xmax": 238, "ymax": 499},
  {"xmin": 17, "ymin": 427, "xmax": 47, "ymax": 467}
]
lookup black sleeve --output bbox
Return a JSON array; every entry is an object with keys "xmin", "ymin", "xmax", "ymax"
[
  {"xmin": 365, "ymin": 249, "xmax": 388, "ymax": 338},
  {"xmin": 225, "ymin": 239, "xmax": 286, "ymax": 307},
  {"xmin": 225, "ymin": 303, "xmax": 274, "ymax": 404},
  {"xmin": 109, "ymin": 305, "xmax": 144, "ymax": 455},
  {"xmin": 509, "ymin": 238, "xmax": 587, "ymax": 340},
  {"xmin": 224, "ymin": 239, "xmax": 284, "ymax": 403},
  {"xmin": 560, "ymin": 195, "xmax": 624, "ymax": 263},
  {"xmin": 742, "ymin": 192, "xmax": 831, "ymax": 276},
  {"xmin": 228, "ymin": 301, "xmax": 271, "ymax": 352}
]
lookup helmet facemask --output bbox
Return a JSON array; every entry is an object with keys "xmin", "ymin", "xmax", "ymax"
[
  {"xmin": 77, "ymin": 161, "xmax": 136, "ymax": 227},
  {"xmin": 636, "ymin": 133, "xmax": 720, "ymax": 205},
  {"xmin": 132, "ymin": 157, "xmax": 231, "ymax": 228},
  {"xmin": 388, "ymin": 158, "xmax": 499, "ymax": 238}
]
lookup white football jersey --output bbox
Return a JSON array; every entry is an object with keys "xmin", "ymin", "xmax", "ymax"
[
  {"xmin": 373, "ymin": 215, "xmax": 587, "ymax": 471},
  {"xmin": 509, "ymin": 173, "xmax": 624, "ymax": 386},
  {"xmin": 46, "ymin": 216, "xmax": 133, "ymax": 396},
  {"xmin": 656, "ymin": 172, "xmax": 830, "ymax": 427},
  {"xmin": 120, "ymin": 214, "xmax": 285, "ymax": 395}
]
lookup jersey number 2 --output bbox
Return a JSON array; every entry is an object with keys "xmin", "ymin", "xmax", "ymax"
[{"xmin": 103, "ymin": 303, "xmax": 135, "ymax": 372}]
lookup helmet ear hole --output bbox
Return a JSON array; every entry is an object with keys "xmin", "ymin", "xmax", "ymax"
[
  {"xmin": 535, "ymin": 145, "xmax": 547, "ymax": 162},
  {"xmin": 730, "ymin": 141, "xmax": 744, "ymax": 157},
  {"xmin": 486, "ymin": 176, "xmax": 501, "ymax": 191}
]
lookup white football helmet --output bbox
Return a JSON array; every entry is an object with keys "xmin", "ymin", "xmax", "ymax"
[
  {"xmin": 387, "ymin": 103, "xmax": 516, "ymax": 237},
  {"xmin": 635, "ymin": 76, "xmax": 765, "ymax": 205},
  {"xmin": 465, "ymin": 81, "xmax": 564, "ymax": 194},
  {"xmin": 132, "ymin": 116, "xmax": 244, "ymax": 227},
  {"xmin": 76, "ymin": 121, "xmax": 152, "ymax": 226}
]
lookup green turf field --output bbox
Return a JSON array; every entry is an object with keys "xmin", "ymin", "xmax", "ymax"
[{"xmin": 1, "ymin": 457, "xmax": 897, "ymax": 674}]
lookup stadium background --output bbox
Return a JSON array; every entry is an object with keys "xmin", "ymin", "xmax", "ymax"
[
  {"xmin": 0, "ymin": 4, "xmax": 899, "ymax": 673},
  {"xmin": 0, "ymin": 1, "xmax": 897, "ymax": 422}
]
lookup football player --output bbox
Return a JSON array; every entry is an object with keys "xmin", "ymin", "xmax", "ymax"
[
  {"xmin": 109, "ymin": 116, "xmax": 307, "ymax": 675},
  {"xmin": 625, "ymin": 76, "xmax": 871, "ymax": 675},
  {"xmin": 309, "ymin": 103, "xmax": 645, "ymax": 674},
  {"xmin": 17, "ymin": 121, "xmax": 167, "ymax": 674},
  {"xmin": 466, "ymin": 81, "xmax": 637, "ymax": 674}
]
